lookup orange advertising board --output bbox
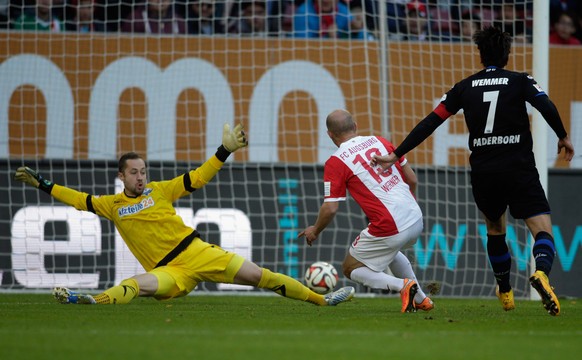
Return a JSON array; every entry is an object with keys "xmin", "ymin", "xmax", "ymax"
[{"xmin": 1, "ymin": 33, "xmax": 580, "ymax": 167}]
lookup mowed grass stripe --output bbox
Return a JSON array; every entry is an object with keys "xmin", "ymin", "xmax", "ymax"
[{"xmin": 1, "ymin": 294, "xmax": 580, "ymax": 360}]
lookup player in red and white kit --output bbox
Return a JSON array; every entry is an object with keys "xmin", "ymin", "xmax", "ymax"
[{"xmin": 298, "ymin": 109, "xmax": 433, "ymax": 313}]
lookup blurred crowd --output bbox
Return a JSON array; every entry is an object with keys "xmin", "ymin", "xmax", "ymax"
[{"xmin": 0, "ymin": 0, "xmax": 581, "ymax": 44}]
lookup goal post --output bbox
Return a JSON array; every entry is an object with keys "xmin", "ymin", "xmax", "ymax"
[{"xmin": 530, "ymin": 0, "xmax": 549, "ymax": 300}]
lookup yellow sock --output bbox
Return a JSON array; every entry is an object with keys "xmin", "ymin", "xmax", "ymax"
[
  {"xmin": 306, "ymin": 291, "xmax": 327, "ymax": 306},
  {"xmin": 257, "ymin": 268, "xmax": 326, "ymax": 305},
  {"xmin": 97, "ymin": 278, "xmax": 140, "ymax": 305},
  {"xmin": 92, "ymin": 293, "xmax": 111, "ymax": 305}
]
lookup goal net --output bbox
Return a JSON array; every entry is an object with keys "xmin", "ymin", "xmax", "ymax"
[{"xmin": 1, "ymin": 0, "xmax": 574, "ymax": 299}]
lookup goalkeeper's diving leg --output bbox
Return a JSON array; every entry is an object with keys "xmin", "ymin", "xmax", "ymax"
[
  {"xmin": 231, "ymin": 257, "xmax": 354, "ymax": 306},
  {"xmin": 53, "ymin": 276, "xmax": 146, "ymax": 305}
]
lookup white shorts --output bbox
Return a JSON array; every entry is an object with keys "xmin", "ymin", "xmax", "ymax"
[{"xmin": 348, "ymin": 218, "xmax": 423, "ymax": 272}]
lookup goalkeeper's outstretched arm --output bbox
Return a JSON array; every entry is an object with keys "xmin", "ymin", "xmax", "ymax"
[
  {"xmin": 14, "ymin": 123, "xmax": 249, "ymax": 211},
  {"xmin": 13, "ymin": 166, "xmax": 55, "ymax": 194},
  {"xmin": 14, "ymin": 166, "xmax": 97, "ymax": 214},
  {"xmin": 179, "ymin": 123, "xmax": 249, "ymax": 194}
]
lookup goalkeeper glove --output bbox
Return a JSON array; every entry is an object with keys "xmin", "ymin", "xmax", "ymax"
[
  {"xmin": 14, "ymin": 166, "xmax": 54, "ymax": 194},
  {"xmin": 222, "ymin": 123, "xmax": 248, "ymax": 153}
]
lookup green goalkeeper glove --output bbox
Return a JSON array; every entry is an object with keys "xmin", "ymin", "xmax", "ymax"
[
  {"xmin": 14, "ymin": 166, "xmax": 54, "ymax": 194},
  {"xmin": 222, "ymin": 123, "xmax": 248, "ymax": 153}
]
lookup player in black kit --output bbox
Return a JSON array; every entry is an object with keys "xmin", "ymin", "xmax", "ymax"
[{"xmin": 371, "ymin": 26, "xmax": 574, "ymax": 316}]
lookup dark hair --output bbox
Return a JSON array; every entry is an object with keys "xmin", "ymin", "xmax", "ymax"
[
  {"xmin": 473, "ymin": 26, "xmax": 512, "ymax": 68},
  {"xmin": 118, "ymin": 152, "xmax": 144, "ymax": 173}
]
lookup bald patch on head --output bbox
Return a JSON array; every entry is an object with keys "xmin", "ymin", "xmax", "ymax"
[{"xmin": 326, "ymin": 109, "xmax": 356, "ymax": 136}]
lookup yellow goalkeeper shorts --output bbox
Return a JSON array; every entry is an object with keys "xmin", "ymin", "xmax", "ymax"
[{"xmin": 149, "ymin": 237, "xmax": 244, "ymax": 300}]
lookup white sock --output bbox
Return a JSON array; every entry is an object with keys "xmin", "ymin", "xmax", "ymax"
[
  {"xmin": 350, "ymin": 266, "xmax": 404, "ymax": 292},
  {"xmin": 389, "ymin": 252, "xmax": 427, "ymax": 303}
]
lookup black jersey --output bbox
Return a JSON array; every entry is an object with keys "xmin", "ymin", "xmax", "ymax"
[
  {"xmin": 441, "ymin": 66, "xmax": 546, "ymax": 173},
  {"xmin": 393, "ymin": 66, "xmax": 567, "ymax": 172}
]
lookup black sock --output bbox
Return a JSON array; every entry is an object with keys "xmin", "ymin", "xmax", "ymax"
[
  {"xmin": 532, "ymin": 231, "xmax": 556, "ymax": 275},
  {"xmin": 487, "ymin": 234, "xmax": 512, "ymax": 292}
]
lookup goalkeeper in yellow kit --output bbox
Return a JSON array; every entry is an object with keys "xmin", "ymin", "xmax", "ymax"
[{"xmin": 13, "ymin": 123, "xmax": 354, "ymax": 306}]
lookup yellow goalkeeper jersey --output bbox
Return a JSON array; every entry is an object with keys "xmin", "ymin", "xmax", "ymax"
[{"xmin": 50, "ymin": 155, "xmax": 225, "ymax": 271}]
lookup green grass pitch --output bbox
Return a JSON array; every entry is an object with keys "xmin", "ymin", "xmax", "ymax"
[{"xmin": 1, "ymin": 293, "xmax": 581, "ymax": 360}]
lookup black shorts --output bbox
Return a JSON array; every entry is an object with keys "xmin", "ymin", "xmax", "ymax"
[{"xmin": 470, "ymin": 167, "xmax": 550, "ymax": 221}]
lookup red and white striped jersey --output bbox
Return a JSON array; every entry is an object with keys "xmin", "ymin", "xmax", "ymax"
[{"xmin": 323, "ymin": 135, "xmax": 422, "ymax": 237}]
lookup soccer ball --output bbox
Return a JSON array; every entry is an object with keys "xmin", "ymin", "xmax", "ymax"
[{"xmin": 304, "ymin": 261, "xmax": 339, "ymax": 294}]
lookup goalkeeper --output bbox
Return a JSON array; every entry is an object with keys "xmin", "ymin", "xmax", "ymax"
[{"xmin": 14, "ymin": 123, "xmax": 354, "ymax": 306}]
